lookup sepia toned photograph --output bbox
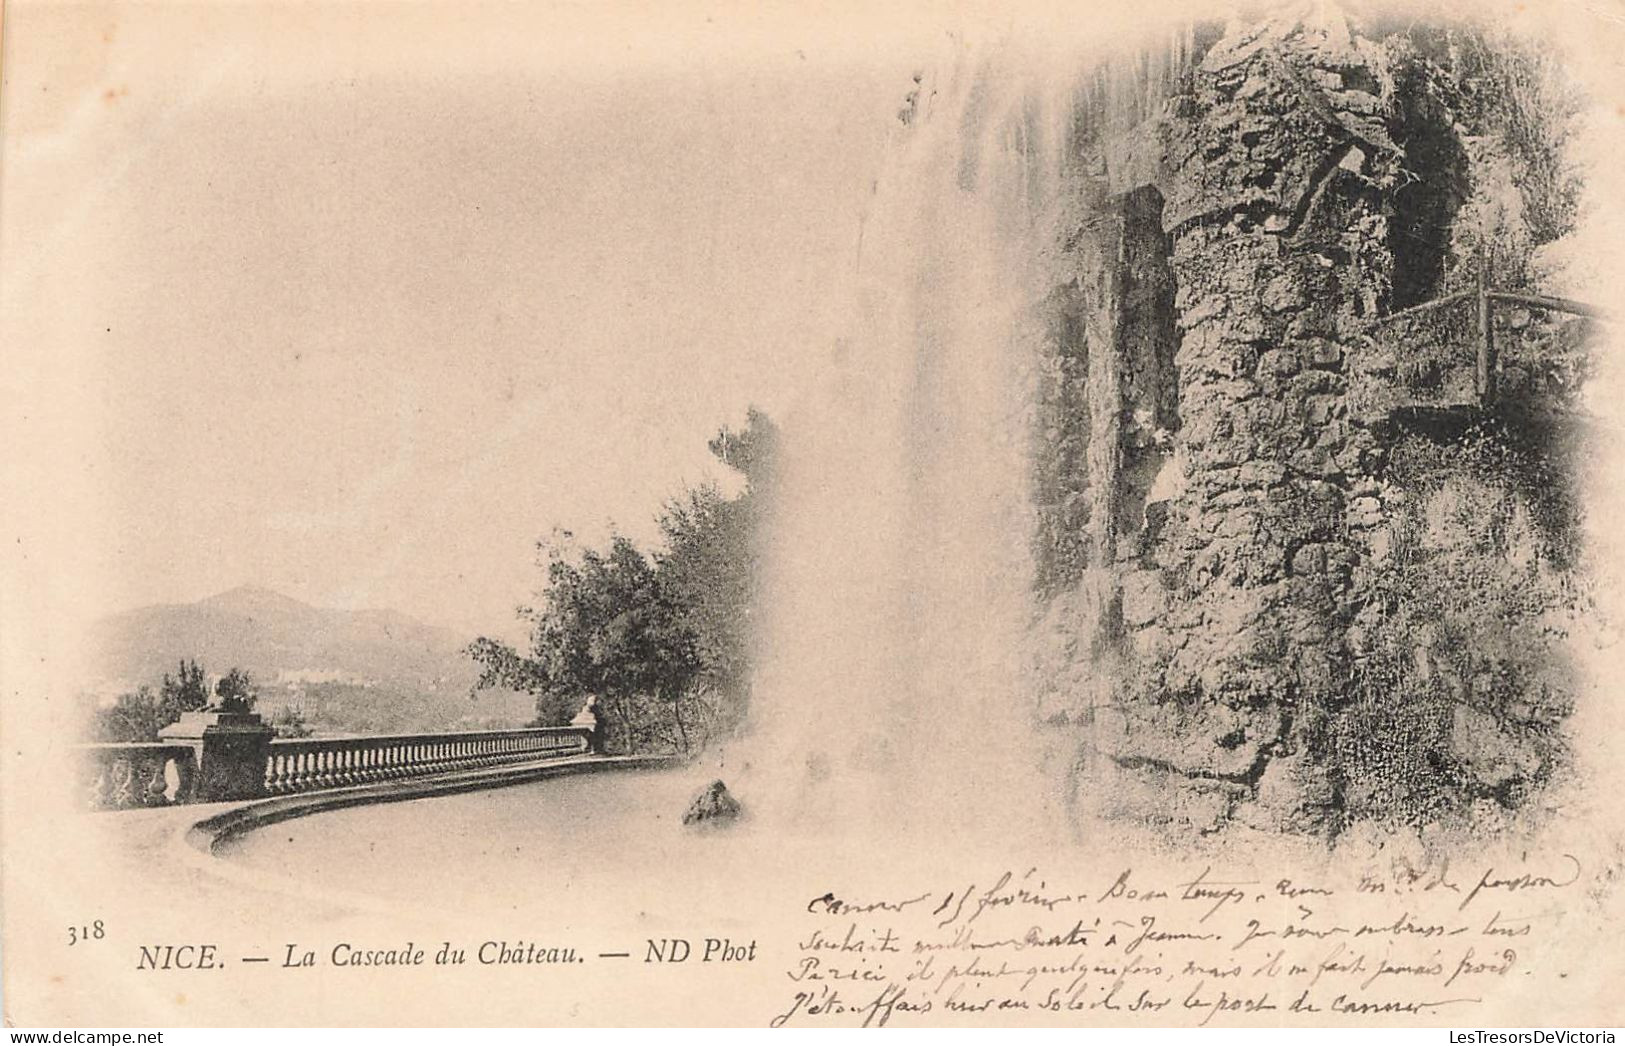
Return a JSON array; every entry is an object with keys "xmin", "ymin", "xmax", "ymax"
[{"xmin": 3, "ymin": 0, "xmax": 1625, "ymax": 1030}]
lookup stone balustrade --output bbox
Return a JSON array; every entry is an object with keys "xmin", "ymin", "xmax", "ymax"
[
  {"xmin": 78, "ymin": 720, "xmax": 597, "ymax": 810},
  {"xmin": 264, "ymin": 727, "xmax": 592, "ymax": 795},
  {"xmin": 82, "ymin": 742, "xmax": 199, "ymax": 810}
]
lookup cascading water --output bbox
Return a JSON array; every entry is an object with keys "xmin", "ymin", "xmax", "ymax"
[
  {"xmin": 734, "ymin": 26, "xmax": 1194, "ymax": 846},
  {"xmin": 698, "ymin": 4, "xmax": 1591, "ymax": 842}
]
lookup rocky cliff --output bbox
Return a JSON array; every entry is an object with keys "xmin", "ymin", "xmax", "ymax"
[{"xmin": 1028, "ymin": 12, "xmax": 1595, "ymax": 836}]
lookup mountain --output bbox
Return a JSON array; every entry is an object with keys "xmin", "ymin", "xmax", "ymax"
[{"xmin": 88, "ymin": 585, "xmax": 477, "ymax": 692}]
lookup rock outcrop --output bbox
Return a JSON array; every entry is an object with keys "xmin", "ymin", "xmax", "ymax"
[
  {"xmin": 1030, "ymin": 11, "xmax": 1590, "ymax": 836},
  {"xmin": 683, "ymin": 780, "xmax": 743, "ymax": 826}
]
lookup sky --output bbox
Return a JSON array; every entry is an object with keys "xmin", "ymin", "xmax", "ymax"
[
  {"xmin": 2, "ymin": 1, "xmax": 937, "ymax": 639},
  {"xmin": 7, "ymin": 0, "xmax": 1619, "ymax": 649}
]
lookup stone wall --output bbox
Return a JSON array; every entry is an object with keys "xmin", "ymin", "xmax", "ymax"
[{"xmin": 1034, "ymin": 12, "xmax": 1590, "ymax": 836}]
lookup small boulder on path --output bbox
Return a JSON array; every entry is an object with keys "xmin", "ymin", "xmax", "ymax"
[{"xmin": 683, "ymin": 779, "xmax": 742, "ymax": 826}]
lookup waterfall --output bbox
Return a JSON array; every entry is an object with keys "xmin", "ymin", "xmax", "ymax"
[{"xmin": 735, "ymin": 24, "xmax": 1195, "ymax": 846}]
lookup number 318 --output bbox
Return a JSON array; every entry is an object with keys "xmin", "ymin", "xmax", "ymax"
[{"xmin": 68, "ymin": 920, "xmax": 105, "ymax": 946}]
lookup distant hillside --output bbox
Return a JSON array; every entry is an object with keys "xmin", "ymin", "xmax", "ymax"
[
  {"xmin": 89, "ymin": 585, "xmax": 473, "ymax": 688},
  {"xmin": 86, "ymin": 586, "xmax": 535, "ymax": 732}
]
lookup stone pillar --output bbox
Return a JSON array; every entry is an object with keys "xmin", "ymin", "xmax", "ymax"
[
  {"xmin": 1101, "ymin": 12, "xmax": 1402, "ymax": 834},
  {"xmin": 158, "ymin": 711, "xmax": 275, "ymax": 802},
  {"xmin": 570, "ymin": 697, "xmax": 605, "ymax": 754}
]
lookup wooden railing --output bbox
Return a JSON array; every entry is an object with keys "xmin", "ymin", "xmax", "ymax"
[
  {"xmin": 1366, "ymin": 279, "xmax": 1605, "ymax": 410},
  {"xmin": 82, "ymin": 742, "xmax": 199, "ymax": 811},
  {"xmin": 78, "ymin": 725, "xmax": 595, "ymax": 810},
  {"xmin": 263, "ymin": 727, "xmax": 592, "ymax": 795}
]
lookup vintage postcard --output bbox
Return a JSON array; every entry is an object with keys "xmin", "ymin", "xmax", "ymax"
[{"xmin": 4, "ymin": 0, "xmax": 1625, "ymax": 1029}]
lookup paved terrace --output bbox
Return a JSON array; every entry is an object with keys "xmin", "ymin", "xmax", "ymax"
[{"xmin": 73, "ymin": 709, "xmax": 681, "ymax": 916}]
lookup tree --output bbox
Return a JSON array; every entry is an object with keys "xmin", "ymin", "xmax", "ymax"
[
  {"xmin": 91, "ymin": 686, "xmax": 169, "ymax": 742},
  {"xmin": 468, "ymin": 409, "xmax": 777, "ymax": 754},
  {"xmin": 213, "ymin": 667, "xmax": 257, "ymax": 714},
  {"xmin": 653, "ymin": 408, "xmax": 778, "ymax": 739},
  {"xmin": 655, "ymin": 485, "xmax": 745, "ymax": 741},
  {"xmin": 90, "ymin": 660, "xmax": 259, "ymax": 742},
  {"xmin": 519, "ymin": 534, "xmax": 696, "ymax": 753},
  {"xmin": 158, "ymin": 658, "xmax": 208, "ymax": 723},
  {"xmin": 705, "ymin": 406, "xmax": 779, "ymax": 491},
  {"xmin": 470, "ymin": 534, "xmax": 683, "ymax": 752}
]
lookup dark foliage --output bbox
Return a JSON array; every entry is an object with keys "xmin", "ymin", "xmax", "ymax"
[
  {"xmin": 468, "ymin": 409, "xmax": 777, "ymax": 754},
  {"xmin": 89, "ymin": 658, "xmax": 257, "ymax": 742}
]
